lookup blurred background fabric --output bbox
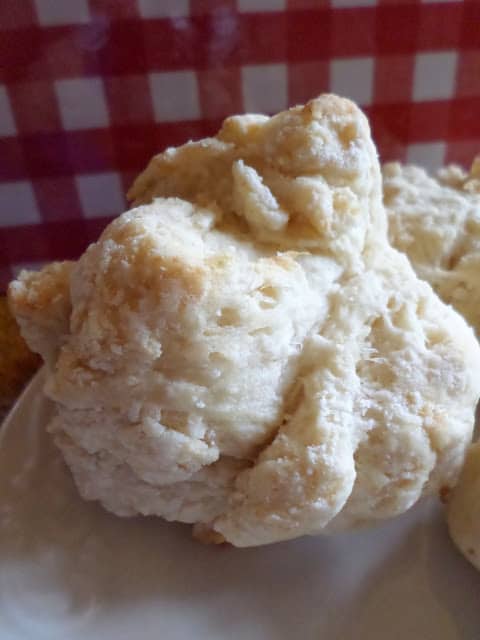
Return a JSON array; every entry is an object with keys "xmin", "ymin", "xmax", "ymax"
[{"xmin": 0, "ymin": 0, "xmax": 479, "ymax": 291}]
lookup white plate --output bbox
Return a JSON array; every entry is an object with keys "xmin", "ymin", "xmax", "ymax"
[{"xmin": 1, "ymin": 371, "xmax": 479, "ymax": 640}]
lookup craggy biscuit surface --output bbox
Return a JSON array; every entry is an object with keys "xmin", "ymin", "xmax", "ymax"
[
  {"xmin": 384, "ymin": 160, "xmax": 480, "ymax": 571},
  {"xmin": 9, "ymin": 96, "xmax": 480, "ymax": 547},
  {"xmin": 384, "ymin": 158, "xmax": 480, "ymax": 335}
]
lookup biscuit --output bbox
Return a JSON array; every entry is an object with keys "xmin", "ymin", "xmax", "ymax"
[
  {"xmin": 9, "ymin": 96, "xmax": 480, "ymax": 546},
  {"xmin": 384, "ymin": 158, "xmax": 480, "ymax": 336},
  {"xmin": 384, "ymin": 160, "xmax": 480, "ymax": 570}
]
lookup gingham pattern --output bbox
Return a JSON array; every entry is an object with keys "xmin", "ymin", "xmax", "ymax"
[{"xmin": 1, "ymin": 0, "xmax": 479, "ymax": 290}]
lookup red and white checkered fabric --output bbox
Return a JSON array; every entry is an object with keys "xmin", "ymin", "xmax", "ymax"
[{"xmin": 1, "ymin": 0, "xmax": 479, "ymax": 291}]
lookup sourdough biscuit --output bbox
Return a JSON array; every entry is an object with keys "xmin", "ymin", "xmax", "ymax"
[
  {"xmin": 9, "ymin": 97, "xmax": 480, "ymax": 546},
  {"xmin": 384, "ymin": 158, "xmax": 480, "ymax": 335}
]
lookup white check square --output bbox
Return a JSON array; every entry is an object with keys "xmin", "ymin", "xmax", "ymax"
[
  {"xmin": 149, "ymin": 71, "xmax": 200, "ymax": 122},
  {"xmin": 0, "ymin": 85, "xmax": 16, "ymax": 137},
  {"xmin": 242, "ymin": 64, "xmax": 287, "ymax": 114},
  {"xmin": 237, "ymin": 0, "xmax": 285, "ymax": 11},
  {"xmin": 331, "ymin": 0, "xmax": 376, "ymax": 7},
  {"xmin": 0, "ymin": 182, "xmax": 41, "ymax": 227},
  {"xmin": 330, "ymin": 57, "xmax": 374, "ymax": 107},
  {"xmin": 413, "ymin": 52, "xmax": 458, "ymax": 102},
  {"xmin": 138, "ymin": 0, "xmax": 189, "ymax": 18},
  {"xmin": 55, "ymin": 78, "xmax": 110, "ymax": 131},
  {"xmin": 407, "ymin": 142, "xmax": 446, "ymax": 171},
  {"xmin": 76, "ymin": 172, "xmax": 125, "ymax": 218},
  {"xmin": 34, "ymin": 0, "xmax": 90, "ymax": 26}
]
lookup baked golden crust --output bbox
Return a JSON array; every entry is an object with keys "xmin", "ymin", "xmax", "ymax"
[
  {"xmin": 384, "ymin": 158, "xmax": 480, "ymax": 336},
  {"xmin": 0, "ymin": 296, "xmax": 41, "ymax": 412},
  {"xmin": 8, "ymin": 261, "xmax": 73, "ymax": 366},
  {"xmin": 8, "ymin": 96, "xmax": 480, "ymax": 547}
]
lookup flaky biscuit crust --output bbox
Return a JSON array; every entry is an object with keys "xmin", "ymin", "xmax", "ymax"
[
  {"xmin": 384, "ymin": 158, "xmax": 480, "ymax": 336},
  {"xmin": 9, "ymin": 96, "xmax": 480, "ymax": 546}
]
